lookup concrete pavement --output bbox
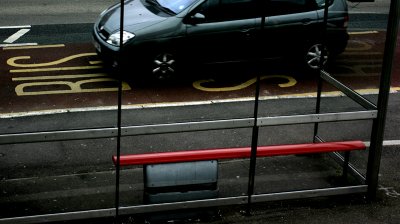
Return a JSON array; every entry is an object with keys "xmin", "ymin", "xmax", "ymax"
[
  {"xmin": 192, "ymin": 145, "xmax": 400, "ymax": 224},
  {"xmin": 62, "ymin": 145, "xmax": 400, "ymax": 224}
]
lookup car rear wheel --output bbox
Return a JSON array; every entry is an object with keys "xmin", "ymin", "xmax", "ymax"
[
  {"xmin": 152, "ymin": 53, "xmax": 176, "ymax": 80},
  {"xmin": 305, "ymin": 43, "xmax": 329, "ymax": 70}
]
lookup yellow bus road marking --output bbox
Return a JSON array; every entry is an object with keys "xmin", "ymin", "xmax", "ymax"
[
  {"xmin": 336, "ymin": 58, "xmax": 382, "ymax": 62},
  {"xmin": 12, "ymin": 73, "xmax": 108, "ymax": 81},
  {"xmin": 7, "ymin": 53, "xmax": 97, "ymax": 68},
  {"xmin": 342, "ymin": 52, "xmax": 383, "ymax": 56},
  {"xmin": 89, "ymin": 60, "xmax": 103, "ymax": 65},
  {"xmin": 10, "ymin": 65, "xmax": 103, "ymax": 73},
  {"xmin": 193, "ymin": 75, "xmax": 297, "ymax": 92},
  {"xmin": 2, "ymin": 44, "xmax": 65, "ymax": 50},
  {"xmin": 14, "ymin": 78, "xmax": 131, "ymax": 96},
  {"xmin": 274, "ymin": 87, "xmax": 400, "ymax": 98},
  {"xmin": 349, "ymin": 31, "xmax": 379, "ymax": 35}
]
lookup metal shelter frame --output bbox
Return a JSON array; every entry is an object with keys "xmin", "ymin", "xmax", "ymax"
[{"xmin": 0, "ymin": 0, "xmax": 399, "ymax": 223}]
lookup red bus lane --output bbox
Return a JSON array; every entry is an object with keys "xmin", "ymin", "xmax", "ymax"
[{"xmin": 0, "ymin": 31, "xmax": 399, "ymax": 116}]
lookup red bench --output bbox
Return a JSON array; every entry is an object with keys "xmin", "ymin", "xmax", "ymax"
[{"xmin": 113, "ymin": 140, "xmax": 366, "ymax": 166}]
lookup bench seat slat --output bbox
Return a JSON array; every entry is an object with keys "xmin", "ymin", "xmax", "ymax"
[{"xmin": 113, "ymin": 141, "xmax": 366, "ymax": 166}]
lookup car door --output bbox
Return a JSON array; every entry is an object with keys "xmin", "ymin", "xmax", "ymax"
[
  {"xmin": 184, "ymin": 0, "xmax": 258, "ymax": 64},
  {"xmin": 256, "ymin": 0, "xmax": 320, "ymax": 59}
]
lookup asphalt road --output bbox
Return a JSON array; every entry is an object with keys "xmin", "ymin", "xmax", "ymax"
[
  {"xmin": 0, "ymin": 0, "xmax": 391, "ymax": 26},
  {"xmin": 0, "ymin": 0, "xmax": 399, "ymax": 222},
  {"xmin": 0, "ymin": 0, "xmax": 119, "ymax": 26}
]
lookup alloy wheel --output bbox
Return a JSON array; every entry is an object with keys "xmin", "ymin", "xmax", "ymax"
[
  {"xmin": 305, "ymin": 44, "xmax": 328, "ymax": 70},
  {"xmin": 152, "ymin": 53, "xmax": 175, "ymax": 80}
]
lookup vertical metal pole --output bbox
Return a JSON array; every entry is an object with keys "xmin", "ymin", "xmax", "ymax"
[
  {"xmin": 366, "ymin": 0, "xmax": 399, "ymax": 200},
  {"xmin": 342, "ymin": 151, "xmax": 350, "ymax": 181},
  {"xmin": 313, "ymin": 0, "xmax": 329, "ymax": 142},
  {"xmin": 246, "ymin": 1, "xmax": 265, "ymax": 214},
  {"xmin": 246, "ymin": 74, "xmax": 260, "ymax": 215},
  {"xmin": 313, "ymin": 76, "xmax": 323, "ymax": 141},
  {"xmin": 115, "ymin": 0, "xmax": 125, "ymax": 223}
]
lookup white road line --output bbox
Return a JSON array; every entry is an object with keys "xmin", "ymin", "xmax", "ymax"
[
  {"xmin": 0, "ymin": 43, "xmax": 37, "ymax": 48},
  {"xmin": 3, "ymin": 28, "xmax": 30, "ymax": 43},
  {"xmin": 364, "ymin": 140, "xmax": 400, "ymax": 147},
  {"xmin": 0, "ymin": 25, "xmax": 31, "ymax": 29}
]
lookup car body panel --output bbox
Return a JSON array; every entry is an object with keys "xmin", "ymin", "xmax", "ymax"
[
  {"xmin": 185, "ymin": 18, "xmax": 257, "ymax": 62},
  {"xmin": 99, "ymin": 0, "xmax": 168, "ymax": 35}
]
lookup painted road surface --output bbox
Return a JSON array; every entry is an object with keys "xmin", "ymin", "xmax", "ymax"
[{"xmin": 0, "ymin": 31, "xmax": 399, "ymax": 117}]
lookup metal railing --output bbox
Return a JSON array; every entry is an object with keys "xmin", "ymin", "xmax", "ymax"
[{"xmin": 0, "ymin": 0, "xmax": 399, "ymax": 223}]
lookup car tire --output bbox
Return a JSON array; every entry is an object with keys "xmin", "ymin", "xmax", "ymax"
[
  {"xmin": 151, "ymin": 52, "xmax": 177, "ymax": 80},
  {"xmin": 303, "ymin": 43, "xmax": 329, "ymax": 71}
]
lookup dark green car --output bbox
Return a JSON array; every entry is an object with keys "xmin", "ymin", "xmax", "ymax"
[{"xmin": 93, "ymin": 0, "xmax": 349, "ymax": 79}]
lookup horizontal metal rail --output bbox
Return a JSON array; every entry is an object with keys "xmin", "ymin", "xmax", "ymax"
[
  {"xmin": 0, "ymin": 127, "xmax": 118, "ymax": 145},
  {"xmin": 112, "ymin": 141, "xmax": 366, "ymax": 166},
  {"xmin": 0, "ymin": 186, "xmax": 367, "ymax": 224},
  {"xmin": 257, "ymin": 111, "xmax": 377, "ymax": 126},
  {"xmin": 121, "ymin": 118, "xmax": 254, "ymax": 136},
  {"xmin": 0, "ymin": 208, "xmax": 115, "ymax": 224},
  {"xmin": 121, "ymin": 186, "xmax": 368, "ymax": 214},
  {"xmin": 320, "ymin": 70, "xmax": 377, "ymax": 110},
  {"xmin": 0, "ymin": 111, "xmax": 376, "ymax": 145},
  {"xmin": 120, "ymin": 196, "xmax": 248, "ymax": 215},
  {"xmin": 251, "ymin": 185, "xmax": 368, "ymax": 203}
]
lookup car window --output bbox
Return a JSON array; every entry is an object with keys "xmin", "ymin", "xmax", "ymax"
[
  {"xmin": 314, "ymin": 0, "xmax": 333, "ymax": 8},
  {"xmin": 193, "ymin": 0, "xmax": 259, "ymax": 22},
  {"xmin": 158, "ymin": 0, "xmax": 198, "ymax": 14},
  {"xmin": 266, "ymin": 0, "xmax": 318, "ymax": 16}
]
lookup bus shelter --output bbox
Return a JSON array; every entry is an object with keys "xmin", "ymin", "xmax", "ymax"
[{"xmin": 0, "ymin": 0, "xmax": 399, "ymax": 223}]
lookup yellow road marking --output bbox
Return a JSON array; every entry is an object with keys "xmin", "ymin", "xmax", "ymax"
[
  {"xmin": 10, "ymin": 65, "xmax": 103, "ymax": 73},
  {"xmin": 342, "ymin": 52, "xmax": 383, "ymax": 55},
  {"xmin": 89, "ymin": 60, "xmax": 103, "ymax": 65},
  {"xmin": 346, "ymin": 40, "xmax": 373, "ymax": 51},
  {"xmin": 2, "ymin": 44, "xmax": 65, "ymax": 50},
  {"xmin": 7, "ymin": 53, "xmax": 97, "ymax": 68},
  {"xmin": 12, "ymin": 73, "xmax": 108, "ymax": 81},
  {"xmin": 15, "ymin": 78, "xmax": 131, "ymax": 96},
  {"xmin": 193, "ymin": 75, "xmax": 297, "ymax": 92},
  {"xmin": 274, "ymin": 87, "xmax": 400, "ymax": 98},
  {"xmin": 349, "ymin": 31, "xmax": 379, "ymax": 35}
]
